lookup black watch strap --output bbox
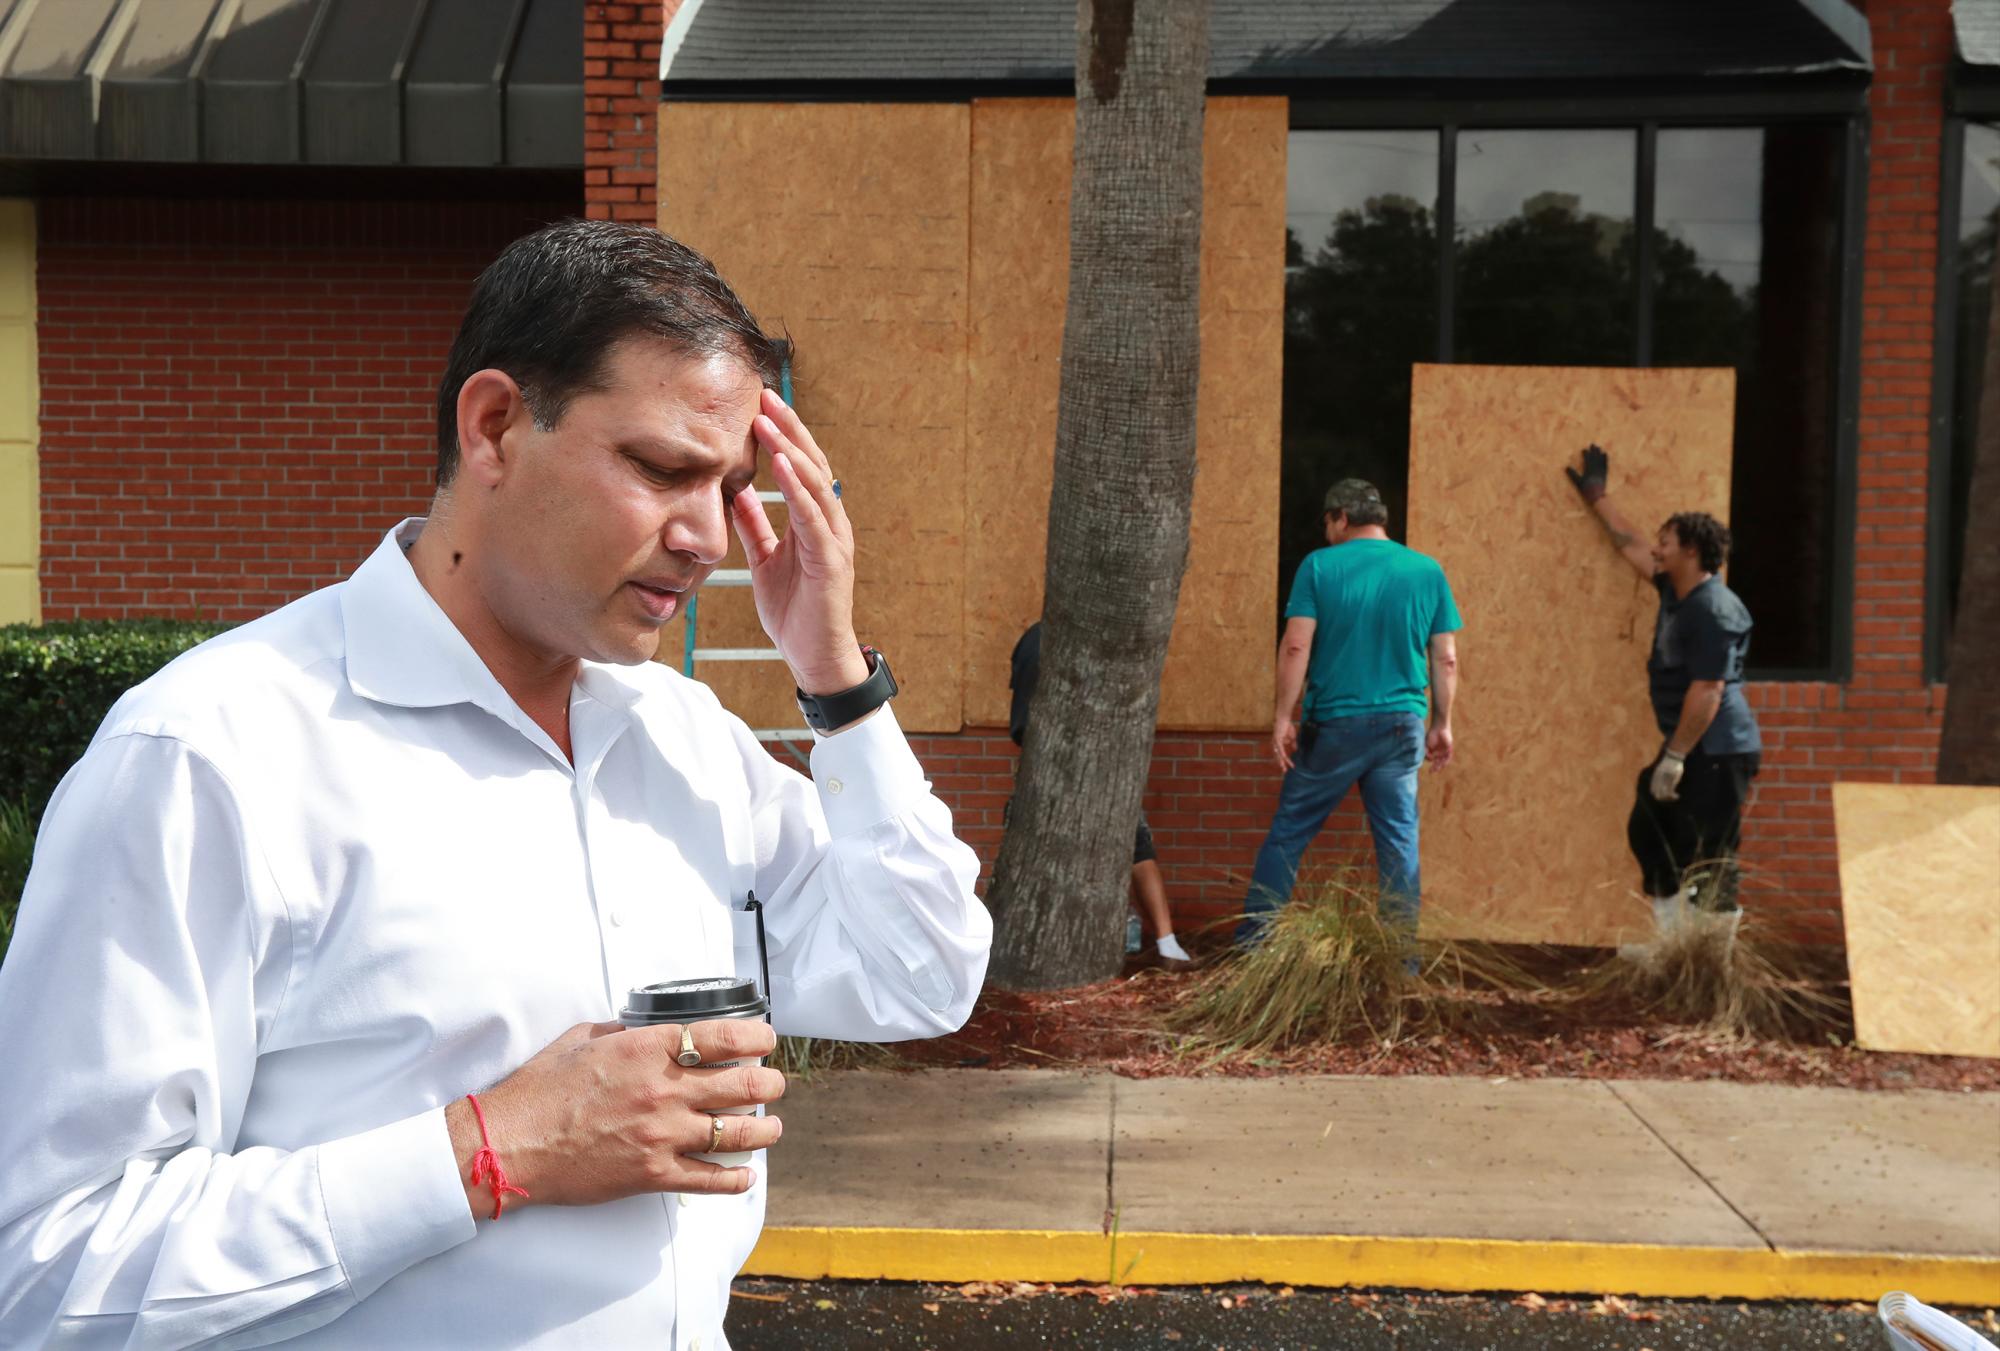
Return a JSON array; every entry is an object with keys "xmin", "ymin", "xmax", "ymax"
[{"xmin": 795, "ymin": 647, "xmax": 898, "ymax": 733}]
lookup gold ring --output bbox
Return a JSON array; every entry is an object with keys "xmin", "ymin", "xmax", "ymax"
[
  {"xmin": 706, "ymin": 1114, "xmax": 726, "ymax": 1153},
  {"xmin": 676, "ymin": 1026, "xmax": 702, "ymax": 1068}
]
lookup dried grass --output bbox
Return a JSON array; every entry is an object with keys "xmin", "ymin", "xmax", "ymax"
[
  {"xmin": 1164, "ymin": 868, "xmax": 1847, "ymax": 1062},
  {"xmin": 1571, "ymin": 900, "xmax": 1847, "ymax": 1044},
  {"xmin": 768, "ymin": 1035, "xmax": 903, "ymax": 1082},
  {"xmin": 1169, "ymin": 874, "xmax": 1478, "ymax": 1058}
]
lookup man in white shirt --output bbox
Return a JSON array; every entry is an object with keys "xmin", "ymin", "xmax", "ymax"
[{"xmin": 0, "ymin": 220, "xmax": 992, "ymax": 1349}]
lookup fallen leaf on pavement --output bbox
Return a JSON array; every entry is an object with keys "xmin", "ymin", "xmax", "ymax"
[
  {"xmin": 731, "ymin": 1291, "xmax": 787, "ymax": 1304},
  {"xmin": 921, "ymin": 1303, "xmax": 939, "ymax": 1314},
  {"xmin": 1513, "ymin": 1292, "xmax": 1549, "ymax": 1310},
  {"xmin": 812, "ymin": 1299, "xmax": 836, "ymax": 1311}
]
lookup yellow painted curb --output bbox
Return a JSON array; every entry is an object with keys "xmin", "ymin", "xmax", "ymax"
[{"xmin": 745, "ymin": 1227, "xmax": 2000, "ymax": 1306}]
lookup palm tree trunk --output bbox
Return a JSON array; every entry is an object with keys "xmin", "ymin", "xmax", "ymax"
[
  {"xmin": 987, "ymin": 0, "xmax": 1211, "ymax": 991},
  {"xmin": 1939, "ymin": 237, "xmax": 2000, "ymax": 785}
]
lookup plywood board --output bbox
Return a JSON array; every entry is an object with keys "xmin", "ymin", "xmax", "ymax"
[
  {"xmin": 659, "ymin": 103, "xmax": 969, "ymax": 731},
  {"xmin": 1406, "ymin": 364, "xmax": 1736, "ymax": 944},
  {"xmin": 962, "ymin": 97, "xmax": 1284, "ymax": 732},
  {"xmin": 1833, "ymin": 783, "xmax": 2000, "ymax": 1059}
]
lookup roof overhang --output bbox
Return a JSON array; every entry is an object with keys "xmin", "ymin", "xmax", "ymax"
[
  {"xmin": 0, "ymin": 0, "xmax": 582, "ymax": 168},
  {"xmin": 661, "ymin": 0, "xmax": 1872, "ymax": 106}
]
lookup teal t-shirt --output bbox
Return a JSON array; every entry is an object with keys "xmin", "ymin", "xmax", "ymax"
[{"xmin": 1285, "ymin": 539, "xmax": 1463, "ymax": 721}]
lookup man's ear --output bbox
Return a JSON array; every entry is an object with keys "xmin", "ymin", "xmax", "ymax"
[{"xmin": 454, "ymin": 369, "xmax": 531, "ymax": 489}]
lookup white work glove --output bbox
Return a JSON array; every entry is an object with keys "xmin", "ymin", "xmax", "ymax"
[{"xmin": 1649, "ymin": 750, "xmax": 1686, "ymax": 802}]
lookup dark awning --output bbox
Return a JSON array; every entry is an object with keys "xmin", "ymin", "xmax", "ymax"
[
  {"xmin": 661, "ymin": 0, "xmax": 1872, "ymax": 97},
  {"xmin": 1953, "ymin": 0, "xmax": 2000, "ymax": 115},
  {"xmin": 0, "ymin": 0, "xmax": 582, "ymax": 167}
]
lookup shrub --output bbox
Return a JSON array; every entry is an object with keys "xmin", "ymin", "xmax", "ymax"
[
  {"xmin": 0, "ymin": 620, "xmax": 229, "ymax": 822},
  {"xmin": 0, "ymin": 797, "xmax": 30, "ymax": 967}
]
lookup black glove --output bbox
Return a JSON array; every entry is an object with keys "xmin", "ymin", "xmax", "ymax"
[{"xmin": 1565, "ymin": 444, "xmax": 1608, "ymax": 504}]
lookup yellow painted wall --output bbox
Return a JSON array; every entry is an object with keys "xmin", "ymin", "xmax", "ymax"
[{"xmin": 0, "ymin": 200, "xmax": 37, "ymax": 625}]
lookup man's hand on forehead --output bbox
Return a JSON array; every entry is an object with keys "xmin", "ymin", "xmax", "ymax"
[{"xmin": 730, "ymin": 388, "xmax": 871, "ymax": 698}]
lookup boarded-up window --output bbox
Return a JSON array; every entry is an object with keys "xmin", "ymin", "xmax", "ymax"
[{"xmin": 1283, "ymin": 123, "xmax": 1849, "ymax": 674}]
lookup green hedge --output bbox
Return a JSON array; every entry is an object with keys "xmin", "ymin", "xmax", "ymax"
[
  {"xmin": 0, "ymin": 620, "xmax": 229, "ymax": 820},
  {"xmin": 0, "ymin": 797, "xmax": 28, "ymax": 966},
  {"xmin": 0, "ymin": 620, "xmax": 231, "ymax": 966}
]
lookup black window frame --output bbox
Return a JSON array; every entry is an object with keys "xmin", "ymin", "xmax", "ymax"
[
  {"xmin": 1929, "ymin": 113, "xmax": 1966, "ymax": 685},
  {"xmin": 1288, "ymin": 88, "xmax": 1868, "ymax": 682},
  {"xmin": 1926, "ymin": 73, "xmax": 2000, "ymax": 683}
]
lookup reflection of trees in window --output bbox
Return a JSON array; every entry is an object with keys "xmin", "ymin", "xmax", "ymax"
[
  {"xmin": 1455, "ymin": 128, "xmax": 1635, "ymax": 366},
  {"xmin": 1281, "ymin": 194, "xmax": 1437, "ymax": 606},
  {"xmin": 1456, "ymin": 193, "xmax": 1636, "ymax": 365}
]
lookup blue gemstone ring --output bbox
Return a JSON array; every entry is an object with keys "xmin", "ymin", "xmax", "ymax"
[{"xmin": 831, "ymin": 478, "xmax": 843, "ymax": 499}]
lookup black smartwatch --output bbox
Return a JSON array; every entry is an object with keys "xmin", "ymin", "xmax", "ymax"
[{"xmin": 794, "ymin": 647, "xmax": 898, "ymax": 733}]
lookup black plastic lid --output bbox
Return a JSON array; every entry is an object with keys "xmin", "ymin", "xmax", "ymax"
[{"xmin": 621, "ymin": 976, "xmax": 767, "ymax": 1025}]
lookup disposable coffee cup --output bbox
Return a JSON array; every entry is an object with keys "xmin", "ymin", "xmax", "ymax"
[{"xmin": 620, "ymin": 977, "xmax": 769, "ymax": 1168}]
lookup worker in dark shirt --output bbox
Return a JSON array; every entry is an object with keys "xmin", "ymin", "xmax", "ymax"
[
  {"xmin": 1566, "ymin": 446, "xmax": 1763, "ymax": 936},
  {"xmin": 1009, "ymin": 621, "xmax": 1192, "ymax": 967}
]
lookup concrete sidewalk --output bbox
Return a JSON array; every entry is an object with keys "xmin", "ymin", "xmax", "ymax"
[{"xmin": 743, "ymin": 1071, "xmax": 2000, "ymax": 1305}]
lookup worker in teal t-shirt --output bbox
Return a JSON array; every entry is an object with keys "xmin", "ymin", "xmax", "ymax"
[{"xmin": 1238, "ymin": 478, "xmax": 1463, "ymax": 948}]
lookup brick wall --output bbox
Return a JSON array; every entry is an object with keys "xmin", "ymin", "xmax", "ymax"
[
  {"xmin": 585, "ymin": 2, "xmax": 670, "ymax": 224},
  {"xmin": 36, "ymin": 196, "xmax": 578, "ymax": 622},
  {"xmin": 1726, "ymin": 0, "xmax": 1952, "ymax": 944}
]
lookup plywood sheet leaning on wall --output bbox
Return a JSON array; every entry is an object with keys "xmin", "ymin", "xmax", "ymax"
[
  {"xmin": 658, "ymin": 103, "xmax": 970, "ymax": 732},
  {"xmin": 1833, "ymin": 783, "xmax": 2000, "ymax": 1058},
  {"xmin": 961, "ymin": 96, "xmax": 1284, "ymax": 732},
  {"xmin": 1406, "ymin": 364, "xmax": 1735, "ymax": 944}
]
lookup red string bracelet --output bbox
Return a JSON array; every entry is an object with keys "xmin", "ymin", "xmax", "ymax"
[{"xmin": 465, "ymin": 1093, "xmax": 529, "ymax": 1221}]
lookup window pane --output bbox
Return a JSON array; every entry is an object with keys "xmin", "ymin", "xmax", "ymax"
[
  {"xmin": 1945, "ymin": 121, "xmax": 2000, "ymax": 671},
  {"xmin": 1282, "ymin": 130, "xmax": 1440, "ymax": 605},
  {"xmin": 1454, "ymin": 129, "xmax": 1637, "ymax": 365},
  {"xmin": 1655, "ymin": 125, "xmax": 1844, "ymax": 673}
]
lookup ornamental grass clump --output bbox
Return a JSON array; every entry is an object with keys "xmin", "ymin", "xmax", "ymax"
[
  {"xmin": 1168, "ymin": 874, "xmax": 1437, "ymax": 1057},
  {"xmin": 767, "ymin": 1035, "xmax": 902, "ymax": 1082},
  {"xmin": 1577, "ymin": 872, "xmax": 1846, "ymax": 1043}
]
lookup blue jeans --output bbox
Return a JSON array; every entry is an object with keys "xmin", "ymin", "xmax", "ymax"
[{"xmin": 1238, "ymin": 711, "xmax": 1425, "ymax": 946}]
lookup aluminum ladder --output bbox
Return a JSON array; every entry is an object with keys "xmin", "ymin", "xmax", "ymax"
[{"xmin": 679, "ymin": 363, "xmax": 814, "ymax": 759}]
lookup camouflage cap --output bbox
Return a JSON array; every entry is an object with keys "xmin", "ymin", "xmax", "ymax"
[{"xmin": 1322, "ymin": 478, "xmax": 1384, "ymax": 517}]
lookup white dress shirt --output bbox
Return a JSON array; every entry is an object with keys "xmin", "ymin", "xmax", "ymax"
[{"xmin": 0, "ymin": 520, "xmax": 991, "ymax": 1350}]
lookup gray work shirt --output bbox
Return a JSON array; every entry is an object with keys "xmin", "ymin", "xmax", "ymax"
[{"xmin": 1647, "ymin": 574, "xmax": 1762, "ymax": 756}]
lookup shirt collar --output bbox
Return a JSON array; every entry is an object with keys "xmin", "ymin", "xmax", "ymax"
[
  {"xmin": 340, "ymin": 519, "xmax": 648, "ymax": 724},
  {"xmin": 341, "ymin": 519, "xmax": 527, "ymax": 717}
]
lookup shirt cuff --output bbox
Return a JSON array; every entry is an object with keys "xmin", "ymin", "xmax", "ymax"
[
  {"xmin": 808, "ymin": 704, "xmax": 930, "ymax": 836},
  {"xmin": 318, "ymin": 1107, "xmax": 478, "ymax": 1301}
]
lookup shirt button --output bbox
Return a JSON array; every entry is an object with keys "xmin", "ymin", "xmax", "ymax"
[
  {"xmin": 607, "ymin": 907, "xmax": 625, "ymax": 927},
  {"xmin": 826, "ymin": 778, "xmax": 844, "ymax": 795}
]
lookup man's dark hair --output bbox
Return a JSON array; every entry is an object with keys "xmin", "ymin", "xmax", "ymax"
[
  {"xmin": 1323, "ymin": 477, "xmax": 1388, "ymax": 528},
  {"xmin": 1665, "ymin": 511, "xmax": 1730, "ymax": 573},
  {"xmin": 434, "ymin": 219, "xmax": 786, "ymax": 487}
]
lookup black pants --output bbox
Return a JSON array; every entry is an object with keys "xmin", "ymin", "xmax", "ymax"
[{"xmin": 1626, "ymin": 750, "xmax": 1760, "ymax": 909}]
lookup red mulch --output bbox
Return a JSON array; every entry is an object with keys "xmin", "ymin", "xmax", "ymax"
[{"xmin": 889, "ymin": 962, "xmax": 2000, "ymax": 1093}]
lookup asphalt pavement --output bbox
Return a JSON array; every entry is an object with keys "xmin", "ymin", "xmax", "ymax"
[{"xmin": 725, "ymin": 1279, "xmax": 1989, "ymax": 1349}]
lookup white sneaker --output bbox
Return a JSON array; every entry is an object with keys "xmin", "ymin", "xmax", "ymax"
[{"xmin": 1652, "ymin": 893, "xmax": 1690, "ymax": 935}]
